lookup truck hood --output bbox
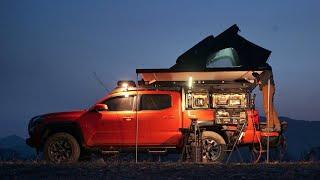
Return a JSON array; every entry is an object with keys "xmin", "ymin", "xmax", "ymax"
[{"xmin": 42, "ymin": 110, "xmax": 86, "ymax": 121}]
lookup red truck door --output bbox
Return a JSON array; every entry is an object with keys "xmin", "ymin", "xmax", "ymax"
[
  {"xmin": 137, "ymin": 92, "xmax": 182, "ymax": 146},
  {"xmin": 90, "ymin": 95, "xmax": 136, "ymax": 146},
  {"xmin": 117, "ymin": 109, "xmax": 137, "ymax": 146},
  {"xmin": 93, "ymin": 111, "xmax": 121, "ymax": 145}
]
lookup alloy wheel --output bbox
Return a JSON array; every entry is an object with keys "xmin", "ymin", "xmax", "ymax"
[
  {"xmin": 48, "ymin": 138, "xmax": 73, "ymax": 163},
  {"xmin": 202, "ymin": 138, "xmax": 222, "ymax": 162}
]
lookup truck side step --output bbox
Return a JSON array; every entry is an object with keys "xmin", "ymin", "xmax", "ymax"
[
  {"xmin": 101, "ymin": 150, "xmax": 120, "ymax": 154},
  {"xmin": 148, "ymin": 149, "xmax": 168, "ymax": 154}
]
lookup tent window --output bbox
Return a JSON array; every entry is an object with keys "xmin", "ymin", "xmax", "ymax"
[{"xmin": 206, "ymin": 48, "xmax": 240, "ymax": 68}]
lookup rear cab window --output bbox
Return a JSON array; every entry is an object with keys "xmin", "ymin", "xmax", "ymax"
[{"xmin": 140, "ymin": 94, "xmax": 172, "ymax": 110}]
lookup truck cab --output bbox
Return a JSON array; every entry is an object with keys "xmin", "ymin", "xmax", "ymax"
[
  {"xmin": 84, "ymin": 87, "xmax": 183, "ymax": 148},
  {"xmin": 26, "ymin": 84, "xmax": 186, "ymax": 163}
]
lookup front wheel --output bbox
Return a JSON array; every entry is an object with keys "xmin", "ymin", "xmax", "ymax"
[
  {"xmin": 202, "ymin": 131, "xmax": 227, "ymax": 162},
  {"xmin": 44, "ymin": 133, "xmax": 80, "ymax": 163}
]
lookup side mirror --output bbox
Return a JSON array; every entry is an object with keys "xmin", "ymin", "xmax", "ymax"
[{"xmin": 92, "ymin": 104, "xmax": 108, "ymax": 111}]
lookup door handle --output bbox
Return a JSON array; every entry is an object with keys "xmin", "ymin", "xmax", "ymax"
[
  {"xmin": 163, "ymin": 115, "xmax": 174, "ymax": 119},
  {"xmin": 122, "ymin": 117, "xmax": 133, "ymax": 121}
]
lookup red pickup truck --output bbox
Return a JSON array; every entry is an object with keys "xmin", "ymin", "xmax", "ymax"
[
  {"xmin": 26, "ymin": 70, "xmax": 286, "ymax": 163},
  {"xmin": 27, "ymin": 25, "xmax": 287, "ymax": 163}
]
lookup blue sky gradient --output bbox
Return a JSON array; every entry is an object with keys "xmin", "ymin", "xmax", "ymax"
[{"xmin": 1, "ymin": 0, "xmax": 319, "ymax": 137}]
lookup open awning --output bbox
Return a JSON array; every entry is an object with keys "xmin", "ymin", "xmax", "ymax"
[{"xmin": 136, "ymin": 68, "xmax": 268, "ymax": 83}]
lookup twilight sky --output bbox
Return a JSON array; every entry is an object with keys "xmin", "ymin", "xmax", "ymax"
[{"xmin": 1, "ymin": 0, "xmax": 320, "ymax": 137}]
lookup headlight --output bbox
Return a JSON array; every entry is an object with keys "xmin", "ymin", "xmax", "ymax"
[{"xmin": 28, "ymin": 116, "xmax": 44, "ymax": 134}]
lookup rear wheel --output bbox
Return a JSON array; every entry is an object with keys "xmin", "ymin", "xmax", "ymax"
[
  {"xmin": 202, "ymin": 131, "xmax": 226, "ymax": 162},
  {"xmin": 44, "ymin": 133, "xmax": 80, "ymax": 163}
]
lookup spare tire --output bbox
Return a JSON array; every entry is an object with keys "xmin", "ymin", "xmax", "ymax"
[{"xmin": 202, "ymin": 131, "xmax": 227, "ymax": 162}]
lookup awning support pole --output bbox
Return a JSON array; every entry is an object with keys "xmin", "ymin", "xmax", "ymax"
[
  {"xmin": 135, "ymin": 73, "xmax": 139, "ymax": 163},
  {"xmin": 266, "ymin": 78, "xmax": 270, "ymax": 163}
]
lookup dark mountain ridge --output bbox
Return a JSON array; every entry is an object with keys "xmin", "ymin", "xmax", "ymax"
[{"xmin": 0, "ymin": 135, "xmax": 35, "ymax": 160}]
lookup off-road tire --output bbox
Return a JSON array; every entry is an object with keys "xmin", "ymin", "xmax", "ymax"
[
  {"xmin": 44, "ymin": 133, "xmax": 80, "ymax": 163},
  {"xmin": 202, "ymin": 131, "xmax": 226, "ymax": 163}
]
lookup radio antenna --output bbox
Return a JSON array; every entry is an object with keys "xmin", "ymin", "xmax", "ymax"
[{"xmin": 93, "ymin": 72, "xmax": 110, "ymax": 92}]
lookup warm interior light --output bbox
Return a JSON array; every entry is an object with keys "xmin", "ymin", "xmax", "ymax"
[
  {"xmin": 122, "ymin": 83, "xmax": 128, "ymax": 88},
  {"xmin": 124, "ymin": 93, "xmax": 129, "ymax": 98},
  {"xmin": 188, "ymin": 76, "xmax": 193, "ymax": 88}
]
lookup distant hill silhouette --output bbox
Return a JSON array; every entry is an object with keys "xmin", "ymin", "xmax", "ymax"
[
  {"xmin": 0, "ymin": 117, "xmax": 319, "ymax": 161},
  {"xmin": 279, "ymin": 117, "xmax": 320, "ymax": 160},
  {"xmin": 0, "ymin": 135, "xmax": 35, "ymax": 160}
]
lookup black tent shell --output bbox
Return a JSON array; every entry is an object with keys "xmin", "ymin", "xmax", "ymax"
[
  {"xmin": 170, "ymin": 24, "xmax": 271, "ymax": 71},
  {"xmin": 136, "ymin": 24, "xmax": 272, "ymax": 88}
]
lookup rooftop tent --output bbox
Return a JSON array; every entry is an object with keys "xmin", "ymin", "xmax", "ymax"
[
  {"xmin": 136, "ymin": 24, "xmax": 272, "ymax": 85},
  {"xmin": 170, "ymin": 24, "xmax": 271, "ymax": 71}
]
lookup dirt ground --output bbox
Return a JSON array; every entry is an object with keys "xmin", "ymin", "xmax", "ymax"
[{"xmin": 0, "ymin": 161, "xmax": 319, "ymax": 179}]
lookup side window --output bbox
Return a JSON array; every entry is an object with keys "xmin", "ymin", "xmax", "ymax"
[
  {"xmin": 140, "ymin": 94, "xmax": 172, "ymax": 110},
  {"xmin": 103, "ymin": 96, "xmax": 134, "ymax": 111}
]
